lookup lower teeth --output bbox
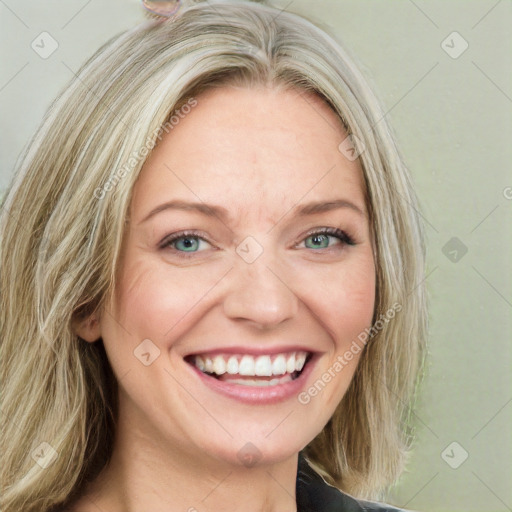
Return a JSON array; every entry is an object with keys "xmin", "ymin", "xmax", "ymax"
[
  {"xmin": 225, "ymin": 375, "xmax": 292, "ymax": 386},
  {"xmin": 203, "ymin": 371, "xmax": 300, "ymax": 386}
]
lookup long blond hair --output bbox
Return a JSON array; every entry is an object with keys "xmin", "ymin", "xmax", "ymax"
[{"xmin": 0, "ymin": 1, "xmax": 427, "ymax": 509}]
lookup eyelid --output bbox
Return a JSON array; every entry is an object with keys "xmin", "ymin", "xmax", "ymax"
[
  {"xmin": 294, "ymin": 226, "xmax": 356, "ymax": 248},
  {"xmin": 159, "ymin": 230, "xmax": 214, "ymax": 252}
]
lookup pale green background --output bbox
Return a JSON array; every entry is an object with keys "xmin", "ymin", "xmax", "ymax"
[{"xmin": 1, "ymin": 1, "xmax": 511, "ymax": 511}]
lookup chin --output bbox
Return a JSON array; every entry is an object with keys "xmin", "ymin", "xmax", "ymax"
[{"xmin": 192, "ymin": 424, "xmax": 313, "ymax": 470}]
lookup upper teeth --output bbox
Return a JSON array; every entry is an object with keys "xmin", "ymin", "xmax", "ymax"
[{"xmin": 193, "ymin": 351, "xmax": 308, "ymax": 377}]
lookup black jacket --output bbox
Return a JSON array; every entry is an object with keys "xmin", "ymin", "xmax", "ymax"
[{"xmin": 296, "ymin": 453, "xmax": 408, "ymax": 512}]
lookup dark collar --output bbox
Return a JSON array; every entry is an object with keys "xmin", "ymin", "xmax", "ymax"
[{"xmin": 296, "ymin": 452, "xmax": 406, "ymax": 512}]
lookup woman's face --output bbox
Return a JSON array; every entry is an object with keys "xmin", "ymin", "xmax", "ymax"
[{"xmin": 94, "ymin": 85, "xmax": 375, "ymax": 467}]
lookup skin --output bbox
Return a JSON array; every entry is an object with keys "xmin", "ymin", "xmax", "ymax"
[{"xmin": 73, "ymin": 84, "xmax": 376, "ymax": 512}]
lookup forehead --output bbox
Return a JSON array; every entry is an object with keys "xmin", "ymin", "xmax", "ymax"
[{"xmin": 131, "ymin": 85, "xmax": 366, "ymax": 224}]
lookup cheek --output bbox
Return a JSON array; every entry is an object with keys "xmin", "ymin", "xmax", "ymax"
[
  {"xmin": 107, "ymin": 255, "xmax": 224, "ymax": 346},
  {"xmin": 335, "ymin": 262, "xmax": 375, "ymax": 339},
  {"xmin": 292, "ymin": 252, "xmax": 375, "ymax": 415},
  {"xmin": 105, "ymin": 241, "xmax": 375, "ymax": 358},
  {"xmin": 298, "ymin": 252, "xmax": 376, "ymax": 350}
]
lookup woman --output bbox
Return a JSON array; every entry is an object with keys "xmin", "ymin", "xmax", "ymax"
[{"xmin": 0, "ymin": 1, "xmax": 427, "ymax": 511}]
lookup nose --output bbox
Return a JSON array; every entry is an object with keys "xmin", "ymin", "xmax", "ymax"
[{"xmin": 223, "ymin": 257, "xmax": 299, "ymax": 329}]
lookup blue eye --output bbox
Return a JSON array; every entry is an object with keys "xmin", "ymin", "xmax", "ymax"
[
  {"xmin": 174, "ymin": 236, "xmax": 200, "ymax": 252},
  {"xmin": 161, "ymin": 231, "xmax": 211, "ymax": 255},
  {"xmin": 301, "ymin": 228, "xmax": 355, "ymax": 250}
]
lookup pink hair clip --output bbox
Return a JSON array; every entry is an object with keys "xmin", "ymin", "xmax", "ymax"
[{"xmin": 142, "ymin": 0, "xmax": 182, "ymax": 18}]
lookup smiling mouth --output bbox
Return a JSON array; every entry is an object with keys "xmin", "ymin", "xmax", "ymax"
[{"xmin": 184, "ymin": 351, "xmax": 312, "ymax": 387}]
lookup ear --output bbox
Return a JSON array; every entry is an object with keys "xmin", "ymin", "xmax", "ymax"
[{"xmin": 73, "ymin": 312, "xmax": 102, "ymax": 343}]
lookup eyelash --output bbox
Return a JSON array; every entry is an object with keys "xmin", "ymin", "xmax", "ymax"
[
  {"xmin": 299, "ymin": 227, "xmax": 356, "ymax": 248},
  {"xmin": 160, "ymin": 227, "xmax": 356, "ymax": 258}
]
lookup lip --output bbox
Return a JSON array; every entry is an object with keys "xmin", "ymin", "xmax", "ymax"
[{"xmin": 185, "ymin": 352, "xmax": 319, "ymax": 405}]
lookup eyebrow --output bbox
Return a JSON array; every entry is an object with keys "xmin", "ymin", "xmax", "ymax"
[{"xmin": 139, "ymin": 198, "xmax": 365, "ymax": 225}]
